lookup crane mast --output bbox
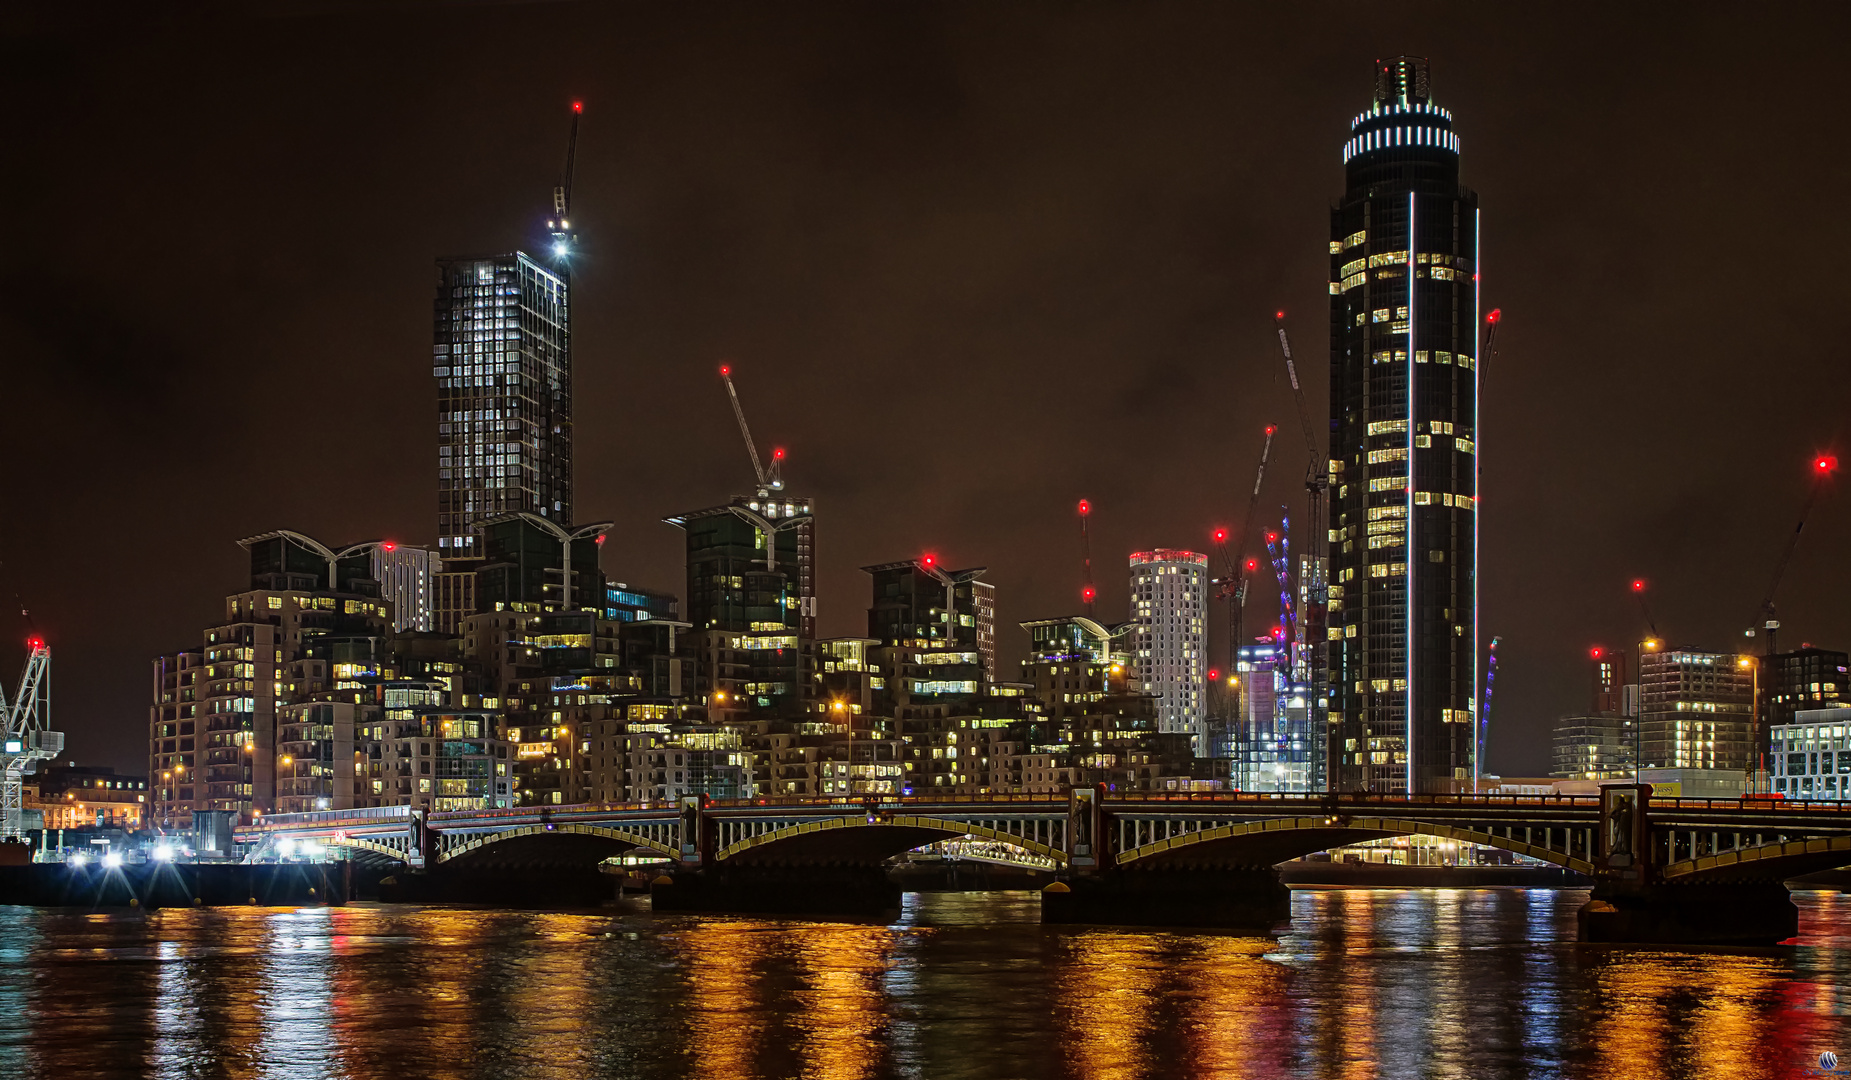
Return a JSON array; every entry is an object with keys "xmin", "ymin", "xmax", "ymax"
[
  {"xmin": 547, "ymin": 102, "xmax": 583, "ymax": 260},
  {"xmin": 1273, "ymin": 312, "xmax": 1329, "ymax": 789},
  {"xmin": 1754, "ymin": 454, "xmax": 1838, "ymax": 655},
  {"xmin": 1, "ymin": 637, "xmax": 60, "ymax": 842},
  {"xmin": 718, "ymin": 365, "xmax": 783, "ymax": 496},
  {"xmin": 1213, "ymin": 425, "xmax": 1276, "ymax": 671}
]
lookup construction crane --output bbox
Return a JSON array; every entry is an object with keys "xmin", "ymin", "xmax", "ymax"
[
  {"xmin": 1273, "ymin": 312, "xmax": 1330, "ymax": 787},
  {"xmin": 1212, "ymin": 424, "xmax": 1277, "ymax": 670},
  {"xmin": 1272, "ymin": 314, "xmax": 1326, "ymax": 654},
  {"xmin": 546, "ymin": 101, "xmax": 584, "ymax": 263},
  {"xmin": 1078, "ymin": 499, "xmax": 1097, "ymax": 617},
  {"xmin": 718, "ymin": 364, "xmax": 785, "ymax": 497},
  {"xmin": 1, "ymin": 636, "xmax": 60, "ymax": 842},
  {"xmin": 1751, "ymin": 454, "xmax": 1839, "ymax": 655},
  {"xmin": 1476, "ymin": 635, "xmax": 1500, "ymax": 790}
]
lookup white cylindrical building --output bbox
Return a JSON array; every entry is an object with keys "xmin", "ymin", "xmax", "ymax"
[{"xmin": 1128, "ymin": 550, "xmax": 1208, "ymax": 750}]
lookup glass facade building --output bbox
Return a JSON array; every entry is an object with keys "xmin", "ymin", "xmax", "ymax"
[
  {"xmin": 1328, "ymin": 57, "xmax": 1481, "ymax": 792},
  {"xmin": 434, "ymin": 253, "xmax": 572, "ymax": 553}
]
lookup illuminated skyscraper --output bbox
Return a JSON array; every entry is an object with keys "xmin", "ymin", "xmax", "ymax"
[
  {"xmin": 433, "ymin": 253, "xmax": 573, "ymax": 554},
  {"xmin": 1327, "ymin": 57, "xmax": 1480, "ymax": 792},
  {"xmin": 1127, "ymin": 550, "xmax": 1208, "ymax": 748}
]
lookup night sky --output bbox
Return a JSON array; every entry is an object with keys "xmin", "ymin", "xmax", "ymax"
[{"xmin": 5, "ymin": 3, "xmax": 1849, "ymax": 777}]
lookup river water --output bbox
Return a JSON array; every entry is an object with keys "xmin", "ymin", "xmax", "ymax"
[{"xmin": 1, "ymin": 888, "xmax": 1848, "ymax": 1080}]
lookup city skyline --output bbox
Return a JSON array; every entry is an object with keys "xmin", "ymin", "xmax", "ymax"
[{"xmin": 6, "ymin": 6, "xmax": 1851, "ymax": 780}]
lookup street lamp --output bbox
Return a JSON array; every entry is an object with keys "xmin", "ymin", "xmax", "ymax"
[{"xmin": 1739, "ymin": 655, "xmax": 1760, "ymax": 793}]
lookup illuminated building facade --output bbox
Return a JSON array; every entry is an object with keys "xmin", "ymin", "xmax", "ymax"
[
  {"xmin": 864, "ymin": 557, "xmax": 994, "ymax": 715},
  {"xmin": 1551, "ymin": 647, "xmax": 1638, "ymax": 780},
  {"xmin": 150, "ymin": 531, "xmax": 393, "ymax": 826},
  {"xmin": 1328, "ymin": 56, "xmax": 1480, "ymax": 792},
  {"xmin": 1763, "ymin": 646, "xmax": 1849, "ymax": 733},
  {"xmin": 1232, "ymin": 641, "xmax": 1314, "ymax": 791},
  {"xmin": 1127, "ymin": 549, "xmax": 1208, "ymax": 747},
  {"xmin": 1770, "ymin": 709, "xmax": 1851, "ymax": 800},
  {"xmin": 434, "ymin": 253, "xmax": 573, "ymax": 555},
  {"xmin": 1637, "ymin": 646, "xmax": 1754, "ymax": 771},
  {"xmin": 665, "ymin": 494, "xmax": 815, "ymax": 717}
]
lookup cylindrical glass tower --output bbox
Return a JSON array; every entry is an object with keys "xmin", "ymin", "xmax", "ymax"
[{"xmin": 1327, "ymin": 57, "xmax": 1480, "ymax": 793}]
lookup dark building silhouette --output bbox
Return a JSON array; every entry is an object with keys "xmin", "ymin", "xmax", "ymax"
[{"xmin": 1328, "ymin": 57, "xmax": 1481, "ymax": 792}]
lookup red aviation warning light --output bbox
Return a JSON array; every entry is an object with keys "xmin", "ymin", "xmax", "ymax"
[
  {"xmin": 1207, "ymin": 668, "xmax": 1220, "ymax": 681},
  {"xmin": 921, "ymin": 554, "xmax": 936, "ymax": 568},
  {"xmin": 26, "ymin": 637, "xmax": 43, "ymax": 651},
  {"xmin": 1264, "ymin": 424, "xmax": 1277, "ymax": 436},
  {"xmin": 1213, "ymin": 528, "xmax": 1228, "ymax": 543},
  {"xmin": 572, "ymin": 101, "xmax": 583, "ymax": 114},
  {"xmin": 1487, "ymin": 308, "xmax": 1503, "ymax": 325},
  {"xmin": 1245, "ymin": 558, "xmax": 1258, "ymax": 572},
  {"xmin": 1631, "ymin": 579, "xmax": 1647, "ymax": 593},
  {"xmin": 1590, "ymin": 647, "xmax": 1603, "ymax": 659},
  {"xmin": 1815, "ymin": 455, "xmax": 1838, "ymax": 474},
  {"xmin": 1077, "ymin": 499, "xmax": 1091, "ymax": 516},
  {"xmin": 381, "ymin": 541, "xmax": 397, "ymax": 552},
  {"xmin": 773, "ymin": 448, "xmax": 785, "ymax": 461},
  {"xmin": 594, "ymin": 534, "xmax": 606, "ymax": 546},
  {"xmin": 1265, "ymin": 531, "xmax": 1278, "ymax": 544},
  {"xmin": 1082, "ymin": 586, "xmax": 1096, "ymax": 603},
  {"xmin": 719, "ymin": 364, "xmax": 731, "ymax": 377}
]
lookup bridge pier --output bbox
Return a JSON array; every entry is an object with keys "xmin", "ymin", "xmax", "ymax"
[
  {"xmin": 1577, "ymin": 882, "xmax": 1798, "ymax": 946},
  {"xmin": 1039, "ymin": 868, "xmax": 1291, "ymax": 929},
  {"xmin": 650, "ymin": 865, "xmax": 902, "ymax": 918}
]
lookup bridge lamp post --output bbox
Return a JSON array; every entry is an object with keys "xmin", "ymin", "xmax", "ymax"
[{"xmin": 1739, "ymin": 655, "xmax": 1760, "ymax": 794}]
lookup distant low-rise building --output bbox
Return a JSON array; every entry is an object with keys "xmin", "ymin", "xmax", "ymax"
[{"xmin": 1769, "ymin": 708, "xmax": 1851, "ymax": 800}]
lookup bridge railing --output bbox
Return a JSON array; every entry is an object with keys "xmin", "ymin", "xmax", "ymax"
[
  {"xmin": 234, "ymin": 790, "xmax": 1851, "ymax": 835},
  {"xmin": 249, "ymin": 805, "xmax": 414, "ymax": 829}
]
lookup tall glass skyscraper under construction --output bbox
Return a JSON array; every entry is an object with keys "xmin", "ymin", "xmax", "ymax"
[
  {"xmin": 1327, "ymin": 57, "xmax": 1480, "ymax": 793},
  {"xmin": 433, "ymin": 252, "xmax": 573, "ymax": 553}
]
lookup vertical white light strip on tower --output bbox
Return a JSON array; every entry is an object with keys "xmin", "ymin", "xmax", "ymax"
[
  {"xmin": 1473, "ymin": 206, "xmax": 1483, "ymax": 791},
  {"xmin": 1406, "ymin": 191, "xmax": 1417, "ymax": 795}
]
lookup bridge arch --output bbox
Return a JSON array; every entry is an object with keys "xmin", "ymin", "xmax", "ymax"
[
  {"xmin": 438, "ymin": 823, "xmax": 677, "ymax": 867},
  {"xmin": 717, "ymin": 814, "xmax": 1066, "ymax": 867},
  {"xmin": 1663, "ymin": 834, "xmax": 1851, "ymax": 883},
  {"xmin": 329, "ymin": 838, "xmax": 413, "ymax": 867},
  {"xmin": 1115, "ymin": 816, "xmax": 1597, "ymax": 875}
]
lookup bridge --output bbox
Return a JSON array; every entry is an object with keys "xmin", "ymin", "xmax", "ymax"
[{"xmin": 238, "ymin": 784, "xmax": 1851, "ymax": 944}]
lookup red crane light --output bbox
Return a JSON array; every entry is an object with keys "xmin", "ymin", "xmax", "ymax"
[
  {"xmin": 594, "ymin": 535, "xmax": 606, "ymax": 546},
  {"xmin": 1274, "ymin": 310, "xmax": 1285, "ymax": 320},
  {"xmin": 1265, "ymin": 531, "xmax": 1278, "ymax": 544},
  {"xmin": 1082, "ymin": 586, "xmax": 1096, "ymax": 602},
  {"xmin": 26, "ymin": 637, "xmax": 43, "ymax": 650},
  {"xmin": 1264, "ymin": 424, "xmax": 1277, "ymax": 436},
  {"xmin": 1077, "ymin": 499, "xmax": 1090, "ymax": 516},
  {"xmin": 921, "ymin": 554, "xmax": 936, "ymax": 567},
  {"xmin": 1815, "ymin": 455, "xmax": 1838, "ymax": 474},
  {"xmin": 381, "ymin": 541, "xmax": 397, "ymax": 552},
  {"xmin": 1487, "ymin": 308, "xmax": 1503, "ymax": 324},
  {"xmin": 1631, "ymin": 579, "xmax": 1646, "ymax": 592},
  {"xmin": 1245, "ymin": 558, "xmax": 1258, "ymax": 571},
  {"xmin": 1208, "ymin": 668, "xmax": 1220, "ymax": 681},
  {"xmin": 1213, "ymin": 528, "xmax": 1228, "ymax": 543},
  {"xmin": 719, "ymin": 364, "xmax": 731, "ymax": 377},
  {"xmin": 572, "ymin": 101, "xmax": 583, "ymax": 114},
  {"xmin": 1590, "ymin": 647, "xmax": 1603, "ymax": 659},
  {"xmin": 773, "ymin": 448, "xmax": 785, "ymax": 460}
]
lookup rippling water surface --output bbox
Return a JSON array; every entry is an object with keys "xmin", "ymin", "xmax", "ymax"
[{"xmin": 1, "ymin": 888, "xmax": 1849, "ymax": 1079}]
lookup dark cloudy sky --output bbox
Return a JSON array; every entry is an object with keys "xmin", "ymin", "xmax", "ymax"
[{"xmin": 3, "ymin": 2, "xmax": 1849, "ymax": 776}]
